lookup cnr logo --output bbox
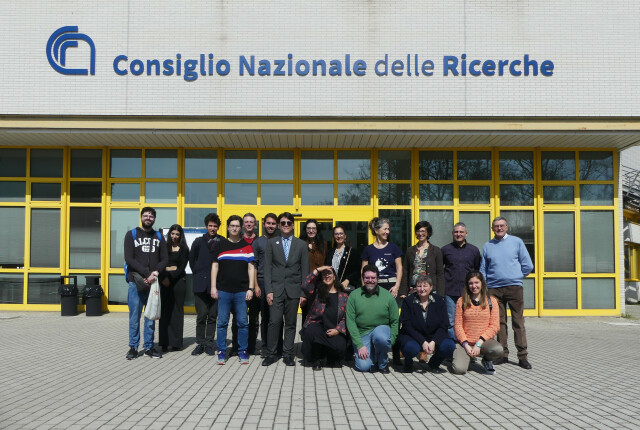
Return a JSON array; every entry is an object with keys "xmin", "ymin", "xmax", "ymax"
[{"xmin": 46, "ymin": 26, "xmax": 95, "ymax": 75}]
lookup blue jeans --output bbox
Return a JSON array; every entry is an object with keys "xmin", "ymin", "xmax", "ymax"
[
  {"xmin": 128, "ymin": 282, "xmax": 155, "ymax": 350},
  {"xmin": 216, "ymin": 291, "xmax": 248, "ymax": 353},
  {"xmin": 445, "ymin": 295, "xmax": 459, "ymax": 340},
  {"xmin": 353, "ymin": 325, "xmax": 391, "ymax": 372},
  {"xmin": 401, "ymin": 337, "xmax": 456, "ymax": 368}
]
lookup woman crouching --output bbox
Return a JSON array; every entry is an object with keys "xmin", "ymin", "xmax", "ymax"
[{"xmin": 452, "ymin": 271, "xmax": 502, "ymax": 375}]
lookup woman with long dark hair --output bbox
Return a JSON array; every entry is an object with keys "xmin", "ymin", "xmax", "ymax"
[
  {"xmin": 324, "ymin": 224, "xmax": 360, "ymax": 293},
  {"xmin": 301, "ymin": 265, "xmax": 349, "ymax": 370},
  {"xmin": 452, "ymin": 271, "xmax": 502, "ymax": 375},
  {"xmin": 300, "ymin": 219, "xmax": 328, "ymax": 323},
  {"xmin": 158, "ymin": 224, "xmax": 189, "ymax": 352}
]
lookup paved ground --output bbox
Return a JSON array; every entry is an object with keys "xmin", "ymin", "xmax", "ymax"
[{"xmin": 2, "ymin": 307, "xmax": 640, "ymax": 430}]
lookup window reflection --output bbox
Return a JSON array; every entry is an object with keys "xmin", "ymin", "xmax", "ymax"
[
  {"xmin": 185, "ymin": 183, "xmax": 217, "ymax": 204},
  {"xmin": 379, "ymin": 151, "xmax": 411, "ymax": 180},
  {"xmin": 543, "ymin": 186, "xmax": 574, "ymax": 204},
  {"xmin": 379, "ymin": 183, "xmax": 411, "ymax": 205},
  {"xmin": 111, "ymin": 183, "xmax": 140, "ymax": 202},
  {"xmin": 500, "ymin": 210, "xmax": 535, "ymax": 270},
  {"xmin": 31, "ymin": 149, "xmax": 63, "ymax": 178},
  {"xmin": 499, "ymin": 151, "xmax": 533, "ymax": 180},
  {"xmin": 27, "ymin": 274, "xmax": 61, "ymax": 304},
  {"xmin": 582, "ymin": 278, "xmax": 615, "ymax": 309},
  {"xmin": 301, "ymin": 184, "xmax": 333, "ymax": 205},
  {"xmin": 71, "ymin": 149, "xmax": 102, "ymax": 178},
  {"xmin": 145, "ymin": 150, "xmax": 177, "ymax": 179},
  {"xmin": 225, "ymin": 151, "xmax": 257, "ymax": 180},
  {"xmin": 69, "ymin": 207, "xmax": 101, "ymax": 269},
  {"xmin": 70, "ymin": 182, "xmax": 102, "ymax": 203},
  {"xmin": 459, "ymin": 212, "xmax": 491, "ymax": 249},
  {"xmin": 0, "ymin": 207, "xmax": 25, "ymax": 267},
  {"xmin": 544, "ymin": 212, "xmax": 575, "ymax": 272},
  {"xmin": 581, "ymin": 211, "xmax": 614, "ymax": 273},
  {"xmin": 338, "ymin": 151, "xmax": 370, "ymax": 180},
  {"xmin": 110, "ymin": 150, "xmax": 141, "ymax": 178},
  {"xmin": 379, "ymin": 209, "xmax": 412, "ymax": 251},
  {"xmin": 419, "ymin": 210, "xmax": 453, "ymax": 248},
  {"xmin": 543, "ymin": 278, "xmax": 577, "ymax": 309},
  {"xmin": 225, "ymin": 183, "xmax": 257, "ymax": 205},
  {"xmin": 500, "ymin": 184, "xmax": 534, "ymax": 206},
  {"xmin": 0, "ymin": 181, "xmax": 25, "ymax": 202},
  {"xmin": 0, "ymin": 273, "xmax": 23, "ymax": 304},
  {"xmin": 419, "ymin": 184, "xmax": 453, "ymax": 206},
  {"xmin": 459, "ymin": 186, "xmax": 490, "ymax": 204},
  {"xmin": 31, "ymin": 183, "xmax": 61, "ymax": 201},
  {"xmin": 338, "ymin": 183, "xmax": 370, "ymax": 205},
  {"xmin": 579, "ymin": 151, "xmax": 613, "ymax": 181},
  {"xmin": 457, "ymin": 151, "xmax": 491, "ymax": 180},
  {"xmin": 185, "ymin": 150, "xmax": 217, "ymax": 179},
  {"xmin": 0, "ymin": 148, "xmax": 27, "ymax": 177},
  {"xmin": 541, "ymin": 151, "xmax": 575, "ymax": 180},
  {"xmin": 146, "ymin": 182, "xmax": 177, "ymax": 204},
  {"xmin": 261, "ymin": 151, "xmax": 294, "ymax": 180},
  {"xmin": 261, "ymin": 184, "xmax": 293, "ymax": 205},
  {"xmin": 419, "ymin": 151, "xmax": 453, "ymax": 180},
  {"xmin": 580, "ymin": 184, "xmax": 613, "ymax": 206},
  {"xmin": 31, "ymin": 209, "xmax": 60, "ymax": 267},
  {"xmin": 301, "ymin": 151, "xmax": 333, "ymax": 180}
]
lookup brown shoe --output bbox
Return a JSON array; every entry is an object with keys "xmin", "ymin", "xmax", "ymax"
[{"xmin": 417, "ymin": 352, "xmax": 428, "ymax": 363}]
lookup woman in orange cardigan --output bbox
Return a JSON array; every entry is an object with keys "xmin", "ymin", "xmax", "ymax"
[{"xmin": 452, "ymin": 271, "xmax": 502, "ymax": 375}]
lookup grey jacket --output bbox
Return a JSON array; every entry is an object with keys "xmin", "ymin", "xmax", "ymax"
[{"xmin": 264, "ymin": 235, "xmax": 310, "ymax": 299}]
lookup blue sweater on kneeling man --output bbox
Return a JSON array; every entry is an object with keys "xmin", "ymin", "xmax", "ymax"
[{"xmin": 480, "ymin": 234, "xmax": 534, "ymax": 288}]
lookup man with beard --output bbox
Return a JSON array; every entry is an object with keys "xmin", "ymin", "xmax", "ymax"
[
  {"xmin": 125, "ymin": 207, "xmax": 168, "ymax": 360},
  {"xmin": 346, "ymin": 264, "xmax": 399, "ymax": 373},
  {"xmin": 189, "ymin": 212, "xmax": 222, "ymax": 356}
]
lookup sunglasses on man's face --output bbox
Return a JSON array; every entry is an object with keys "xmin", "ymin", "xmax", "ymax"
[{"xmin": 280, "ymin": 221, "xmax": 293, "ymax": 226}]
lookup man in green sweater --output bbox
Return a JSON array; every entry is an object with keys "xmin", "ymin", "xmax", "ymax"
[{"xmin": 346, "ymin": 264, "xmax": 399, "ymax": 373}]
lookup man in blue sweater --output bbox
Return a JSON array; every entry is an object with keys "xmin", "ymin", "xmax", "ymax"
[{"xmin": 480, "ymin": 216, "xmax": 534, "ymax": 369}]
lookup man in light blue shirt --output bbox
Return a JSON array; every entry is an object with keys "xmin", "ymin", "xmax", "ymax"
[{"xmin": 480, "ymin": 216, "xmax": 534, "ymax": 369}]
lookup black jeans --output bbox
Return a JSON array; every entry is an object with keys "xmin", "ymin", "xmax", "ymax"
[{"xmin": 194, "ymin": 292, "xmax": 217, "ymax": 346}]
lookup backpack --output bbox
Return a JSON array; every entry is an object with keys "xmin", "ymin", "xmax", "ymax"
[{"xmin": 124, "ymin": 228, "xmax": 163, "ymax": 282}]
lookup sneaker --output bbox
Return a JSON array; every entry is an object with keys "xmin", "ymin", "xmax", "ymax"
[
  {"xmin": 238, "ymin": 351, "xmax": 249, "ymax": 365},
  {"xmin": 228, "ymin": 349, "xmax": 238, "ymax": 357},
  {"xmin": 126, "ymin": 347, "xmax": 138, "ymax": 360},
  {"xmin": 205, "ymin": 344, "xmax": 216, "ymax": 356},
  {"xmin": 191, "ymin": 344, "xmax": 205, "ymax": 356},
  {"xmin": 144, "ymin": 347, "xmax": 162, "ymax": 359},
  {"xmin": 482, "ymin": 358, "xmax": 495, "ymax": 375},
  {"xmin": 217, "ymin": 351, "xmax": 226, "ymax": 365}
]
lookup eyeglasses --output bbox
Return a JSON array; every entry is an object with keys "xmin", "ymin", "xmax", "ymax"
[
  {"xmin": 416, "ymin": 230, "xmax": 428, "ymax": 235},
  {"xmin": 322, "ymin": 272, "xmax": 333, "ymax": 277},
  {"xmin": 228, "ymin": 225, "xmax": 241, "ymax": 229},
  {"xmin": 334, "ymin": 232, "xmax": 345, "ymax": 237},
  {"xmin": 280, "ymin": 221, "xmax": 293, "ymax": 226}
]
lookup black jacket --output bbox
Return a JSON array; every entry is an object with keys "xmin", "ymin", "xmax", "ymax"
[
  {"xmin": 398, "ymin": 293, "xmax": 449, "ymax": 347},
  {"xmin": 400, "ymin": 242, "xmax": 445, "ymax": 297},
  {"xmin": 124, "ymin": 227, "xmax": 168, "ymax": 279},
  {"xmin": 188, "ymin": 233, "xmax": 220, "ymax": 294},
  {"xmin": 324, "ymin": 245, "xmax": 361, "ymax": 287}
]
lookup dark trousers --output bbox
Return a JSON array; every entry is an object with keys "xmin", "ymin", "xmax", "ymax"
[
  {"xmin": 488, "ymin": 285, "xmax": 528, "ymax": 359},
  {"xmin": 267, "ymin": 293, "xmax": 298, "ymax": 358},
  {"xmin": 159, "ymin": 277, "xmax": 186, "ymax": 348},
  {"xmin": 260, "ymin": 280, "xmax": 282, "ymax": 355},
  {"xmin": 301, "ymin": 323, "xmax": 347, "ymax": 363},
  {"xmin": 194, "ymin": 292, "xmax": 217, "ymax": 346}
]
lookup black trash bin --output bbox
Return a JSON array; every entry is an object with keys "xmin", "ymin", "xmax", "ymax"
[
  {"xmin": 59, "ymin": 276, "xmax": 78, "ymax": 316},
  {"xmin": 83, "ymin": 276, "xmax": 103, "ymax": 317}
]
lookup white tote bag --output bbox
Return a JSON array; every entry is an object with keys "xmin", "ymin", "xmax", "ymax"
[{"xmin": 144, "ymin": 279, "xmax": 161, "ymax": 320}]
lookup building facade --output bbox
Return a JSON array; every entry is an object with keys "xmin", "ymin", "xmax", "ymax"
[{"xmin": 1, "ymin": 1, "xmax": 638, "ymax": 316}]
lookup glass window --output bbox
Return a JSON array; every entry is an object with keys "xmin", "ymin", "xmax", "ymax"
[
  {"xmin": 379, "ymin": 209, "xmax": 412, "ymax": 251},
  {"xmin": 225, "ymin": 151, "xmax": 257, "ymax": 180},
  {"xmin": 301, "ymin": 184, "xmax": 333, "ymax": 205},
  {"xmin": 457, "ymin": 151, "xmax": 491, "ymax": 180},
  {"xmin": 543, "ymin": 278, "xmax": 577, "ymax": 309},
  {"xmin": 30, "ymin": 149, "xmax": 63, "ymax": 178},
  {"xmin": 499, "ymin": 151, "xmax": 534, "ymax": 180},
  {"xmin": 110, "ymin": 209, "xmax": 139, "ymax": 268},
  {"xmin": 500, "ymin": 210, "xmax": 535, "ymax": 267},
  {"xmin": 71, "ymin": 149, "xmax": 102, "ymax": 178},
  {"xmin": 0, "ymin": 273, "xmax": 23, "ymax": 304},
  {"xmin": 111, "ymin": 183, "xmax": 140, "ymax": 202},
  {"xmin": 145, "ymin": 150, "xmax": 177, "ymax": 178},
  {"xmin": 145, "ymin": 182, "xmax": 177, "ymax": 204},
  {"xmin": 185, "ymin": 150, "xmax": 217, "ymax": 179},
  {"xmin": 261, "ymin": 184, "xmax": 293, "ymax": 205},
  {"xmin": 27, "ymin": 274, "xmax": 61, "ymax": 304},
  {"xmin": 185, "ymin": 183, "xmax": 217, "ymax": 204},
  {"xmin": 154, "ymin": 208, "xmax": 177, "ymax": 231},
  {"xmin": 459, "ymin": 212, "xmax": 491, "ymax": 249},
  {"xmin": 500, "ymin": 184, "xmax": 534, "ymax": 206},
  {"xmin": 419, "ymin": 151, "xmax": 453, "ymax": 180},
  {"xmin": 334, "ymin": 221, "xmax": 369, "ymax": 253},
  {"xmin": 0, "ymin": 148, "xmax": 27, "ymax": 177},
  {"xmin": 543, "ymin": 186, "xmax": 574, "ymax": 204},
  {"xmin": 419, "ymin": 210, "xmax": 453, "ymax": 248},
  {"xmin": 70, "ymin": 182, "xmax": 102, "ymax": 203},
  {"xmin": 459, "ymin": 186, "xmax": 490, "ymax": 204},
  {"xmin": 541, "ymin": 151, "xmax": 575, "ymax": 181},
  {"xmin": 30, "ymin": 208, "xmax": 60, "ymax": 267},
  {"xmin": 419, "ymin": 184, "xmax": 453, "ymax": 206},
  {"xmin": 581, "ymin": 211, "xmax": 614, "ymax": 273},
  {"xmin": 338, "ymin": 184, "xmax": 370, "ymax": 206},
  {"xmin": 0, "ymin": 207, "xmax": 25, "ymax": 267},
  {"xmin": 110, "ymin": 150, "xmax": 141, "ymax": 178},
  {"xmin": 580, "ymin": 184, "xmax": 613, "ymax": 206},
  {"xmin": 184, "ymin": 208, "xmax": 214, "ymax": 228},
  {"xmin": 107, "ymin": 274, "xmax": 127, "ymax": 305},
  {"xmin": 338, "ymin": 151, "xmax": 370, "ymax": 180},
  {"xmin": 31, "ymin": 183, "xmax": 61, "ymax": 201},
  {"xmin": 625, "ymin": 245, "xmax": 631, "ymax": 280},
  {"xmin": 582, "ymin": 278, "xmax": 615, "ymax": 309},
  {"xmin": 379, "ymin": 183, "xmax": 411, "ymax": 206},
  {"xmin": 301, "ymin": 151, "xmax": 333, "ymax": 180},
  {"xmin": 523, "ymin": 278, "xmax": 535, "ymax": 309},
  {"xmin": 69, "ymin": 207, "xmax": 101, "ymax": 270},
  {"xmin": 224, "ymin": 183, "xmax": 257, "ymax": 205},
  {"xmin": 544, "ymin": 212, "xmax": 575, "ymax": 272},
  {"xmin": 379, "ymin": 151, "xmax": 411, "ymax": 180},
  {"xmin": 580, "ymin": 151, "xmax": 613, "ymax": 181},
  {"xmin": 261, "ymin": 151, "xmax": 294, "ymax": 180},
  {"xmin": 0, "ymin": 181, "xmax": 25, "ymax": 202}
]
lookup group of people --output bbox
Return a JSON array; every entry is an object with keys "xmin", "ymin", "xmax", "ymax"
[{"xmin": 125, "ymin": 207, "xmax": 534, "ymax": 375}]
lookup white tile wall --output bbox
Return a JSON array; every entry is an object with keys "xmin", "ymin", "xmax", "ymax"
[{"xmin": 1, "ymin": 0, "xmax": 638, "ymax": 116}]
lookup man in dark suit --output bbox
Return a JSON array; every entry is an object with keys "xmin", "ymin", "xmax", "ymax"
[{"xmin": 262, "ymin": 212, "xmax": 310, "ymax": 366}]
